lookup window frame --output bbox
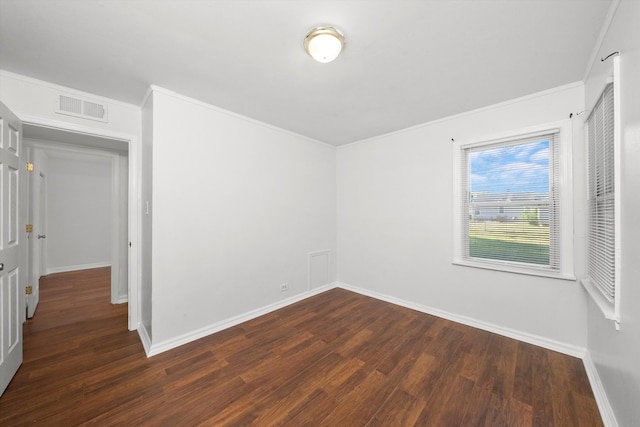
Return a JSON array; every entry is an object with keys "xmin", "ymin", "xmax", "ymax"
[
  {"xmin": 452, "ymin": 120, "xmax": 575, "ymax": 280},
  {"xmin": 580, "ymin": 56, "xmax": 621, "ymax": 327}
]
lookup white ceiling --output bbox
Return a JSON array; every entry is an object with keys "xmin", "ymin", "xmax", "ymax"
[{"xmin": 0, "ymin": 0, "xmax": 612, "ymax": 145}]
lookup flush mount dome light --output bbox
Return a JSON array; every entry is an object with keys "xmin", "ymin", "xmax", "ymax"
[{"xmin": 304, "ymin": 26, "xmax": 345, "ymax": 63}]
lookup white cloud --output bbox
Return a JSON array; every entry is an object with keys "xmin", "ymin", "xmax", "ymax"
[{"xmin": 530, "ymin": 147, "xmax": 549, "ymax": 162}]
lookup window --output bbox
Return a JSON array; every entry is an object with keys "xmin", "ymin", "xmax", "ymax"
[
  {"xmin": 453, "ymin": 121, "xmax": 574, "ymax": 279},
  {"xmin": 583, "ymin": 79, "xmax": 620, "ymax": 325}
]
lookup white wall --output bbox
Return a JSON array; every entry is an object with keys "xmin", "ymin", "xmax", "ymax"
[
  {"xmin": 45, "ymin": 152, "xmax": 112, "ymax": 273},
  {"xmin": 337, "ymin": 83, "xmax": 588, "ymax": 349},
  {"xmin": 584, "ymin": 1, "xmax": 640, "ymax": 426},
  {"xmin": 140, "ymin": 91, "xmax": 154, "ymax": 340},
  {"xmin": 113, "ymin": 153, "xmax": 129, "ymax": 303},
  {"xmin": 149, "ymin": 87, "xmax": 336, "ymax": 346},
  {"xmin": 32, "ymin": 148, "xmax": 49, "ymax": 279}
]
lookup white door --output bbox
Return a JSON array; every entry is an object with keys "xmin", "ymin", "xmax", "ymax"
[
  {"xmin": 0, "ymin": 101, "xmax": 24, "ymax": 396},
  {"xmin": 33, "ymin": 172, "xmax": 46, "ymax": 315},
  {"xmin": 26, "ymin": 170, "xmax": 45, "ymax": 318}
]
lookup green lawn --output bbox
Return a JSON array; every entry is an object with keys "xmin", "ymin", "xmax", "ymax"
[
  {"xmin": 469, "ymin": 237, "xmax": 549, "ymax": 265},
  {"xmin": 468, "ymin": 220, "xmax": 549, "ymax": 265}
]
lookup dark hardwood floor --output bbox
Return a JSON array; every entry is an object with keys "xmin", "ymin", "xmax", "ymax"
[{"xmin": 0, "ymin": 268, "xmax": 603, "ymax": 426}]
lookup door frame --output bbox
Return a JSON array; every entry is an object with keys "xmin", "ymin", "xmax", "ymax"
[
  {"xmin": 18, "ymin": 114, "xmax": 140, "ymax": 331},
  {"xmin": 24, "ymin": 156, "xmax": 47, "ymax": 318},
  {"xmin": 25, "ymin": 143, "xmax": 127, "ymax": 305},
  {"xmin": 36, "ymin": 171, "xmax": 46, "ymax": 290}
]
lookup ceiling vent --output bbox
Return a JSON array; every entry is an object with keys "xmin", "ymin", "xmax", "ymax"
[{"xmin": 55, "ymin": 94, "xmax": 108, "ymax": 122}]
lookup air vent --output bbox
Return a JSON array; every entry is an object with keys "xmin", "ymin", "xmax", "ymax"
[{"xmin": 55, "ymin": 94, "xmax": 108, "ymax": 122}]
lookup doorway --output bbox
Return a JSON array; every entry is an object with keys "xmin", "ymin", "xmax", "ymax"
[{"xmin": 21, "ymin": 123, "xmax": 137, "ymax": 329}]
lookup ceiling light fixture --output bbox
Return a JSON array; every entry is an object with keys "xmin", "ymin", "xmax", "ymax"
[{"xmin": 304, "ymin": 26, "xmax": 345, "ymax": 63}]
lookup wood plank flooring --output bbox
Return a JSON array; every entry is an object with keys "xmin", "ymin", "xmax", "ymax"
[{"xmin": 0, "ymin": 268, "xmax": 603, "ymax": 426}]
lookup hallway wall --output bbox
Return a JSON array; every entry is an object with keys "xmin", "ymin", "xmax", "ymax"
[{"xmin": 44, "ymin": 151, "xmax": 112, "ymax": 274}]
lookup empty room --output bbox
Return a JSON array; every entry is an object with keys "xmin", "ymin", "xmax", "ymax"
[{"xmin": 0, "ymin": 0, "xmax": 638, "ymax": 426}]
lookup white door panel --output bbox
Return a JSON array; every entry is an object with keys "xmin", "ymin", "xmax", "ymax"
[
  {"xmin": 26, "ymin": 168, "xmax": 44, "ymax": 318},
  {"xmin": 0, "ymin": 101, "xmax": 24, "ymax": 396}
]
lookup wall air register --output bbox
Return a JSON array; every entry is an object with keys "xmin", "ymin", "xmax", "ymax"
[{"xmin": 55, "ymin": 93, "xmax": 108, "ymax": 122}]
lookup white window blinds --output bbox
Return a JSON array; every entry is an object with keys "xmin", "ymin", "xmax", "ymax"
[
  {"xmin": 460, "ymin": 132, "xmax": 561, "ymax": 270},
  {"xmin": 586, "ymin": 83, "xmax": 616, "ymax": 304}
]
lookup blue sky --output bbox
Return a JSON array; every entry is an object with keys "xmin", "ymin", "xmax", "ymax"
[{"xmin": 469, "ymin": 140, "xmax": 549, "ymax": 194}]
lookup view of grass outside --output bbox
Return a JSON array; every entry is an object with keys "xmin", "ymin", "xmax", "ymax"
[
  {"xmin": 467, "ymin": 137, "xmax": 552, "ymax": 267},
  {"xmin": 468, "ymin": 220, "xmax": 550, "ymax": 265}
]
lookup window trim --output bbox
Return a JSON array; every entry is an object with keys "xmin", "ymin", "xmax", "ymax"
[
  {"xmin": 452, "ymin": 119, "xmax": 575, "ymax": 280},
  {"xmin": 580, "ymin": 55, "xmax": 621, "ymax": 327}
]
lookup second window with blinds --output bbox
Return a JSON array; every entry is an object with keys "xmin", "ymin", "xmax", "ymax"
[{"xmin": 453, "ymin": 121, "xmax": 574, "ymax": 279}]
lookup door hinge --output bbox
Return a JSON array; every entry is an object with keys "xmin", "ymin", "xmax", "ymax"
[
  {"xmin": 26, "ymin": 285, "xmax": 33, "ymax": 295},
  {"xmin": 26, "ymin": 162, "xmax": 34, "ymax": 172},
  {"xmin": 26, "ymin": 224, "xmax": 33, "ymax": 233}
]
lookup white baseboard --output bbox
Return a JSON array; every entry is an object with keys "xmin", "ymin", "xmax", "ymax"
[
  {"xmin": 146, "ymin": 283, "xmax": 337, "ymax": 357},
  {"xmin": 137, "ymin": 323, "xmax": 152, "ymax": 356},
  {"xmin": 115, "ymin": 295, "xmax": 128, "ymax": 304},
  {"xmin": 337, "ymin": 282, "xmax": 586, "ymax": 358},
  {"xmin": 145, "ymin": 280, "xmax": 584, "ymax": 358},
  {"xmin": 337, "ymin": 282, "xmax": 619, "ymax": 426},
  {"xmin": 46, "ymin": 262, "xmax": 111, "ymax": 275},
  {"xmin": 582, "ymin": 352, "xmax": 619, "ymax": 427},
  {"xmin": 137, "ymin": 279, "xmax": 617, "ymax": 427}
]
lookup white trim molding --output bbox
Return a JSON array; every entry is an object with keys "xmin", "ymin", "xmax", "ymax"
[
  {"xmin": 337, "ymin": 282, "xmax": 585, "ymax": 358},
  {"xmin": 148, "ymin": 85, "xmax": 331, "ymax": 148},
  {"xmin": 146, "ymin": 277, "xmax": 587, "ymax": 358},
  {"xmin": 145, "ymin": 283, "xmax": 337, "ymax": 357},
  {"xmin": 581, "ymin": 278, "xmax": 620, "ymax": 325},
  {"xmin": 46, "ymin": 262, "xmax": 111, "ymax": 275},
  {"xmin": 583, "ymin": 352, "xmax": 619, "ymax": 427},
  {"xmin": 137, "ymin": 323, "xmax": 152, "ymax": 357},
  {"xmin": 452, "ymin": 119, "xmax": 575, "ymax": 280},
  {"xmin": 338, "ymin": 82, "xmax": 583, "ymax": 150},
  {"xmin": 15, "ymin": 113, "xmax": 141, "ymax": 332},
  {"xmin": 582, "ymin": 57, "xmax": 622, "ymax": 330}
]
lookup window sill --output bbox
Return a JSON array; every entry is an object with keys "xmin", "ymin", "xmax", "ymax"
[
  {"xmin": 580, "ymin": 278, "xmax": 620, "ymax": 328},
  {"xmin": 453, "ymin": 258, "xmax": 576, "ymax": 281}
]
